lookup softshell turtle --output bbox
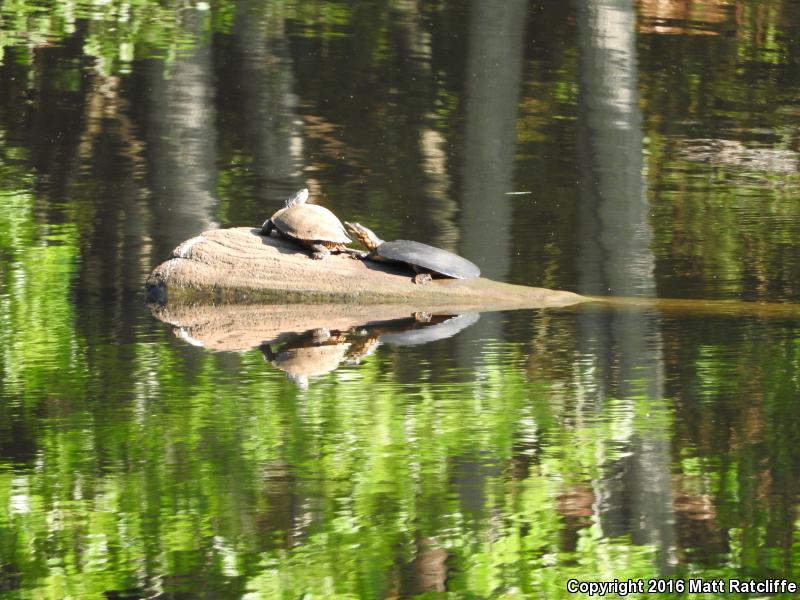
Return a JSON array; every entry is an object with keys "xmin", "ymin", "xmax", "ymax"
[
  {"xmin": 261, "ymin": 188, "xmax": 351, "ymax": 259},
  {"xmin": 344, "ymin": 222, "xmax": 480, "ymax": 284}
]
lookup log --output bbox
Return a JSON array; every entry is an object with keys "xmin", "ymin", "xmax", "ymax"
[
  {"xmin": 145, "ymin": 228, "xmax": 800, "ymax": 339},
  {"xmin": 145, "ymin": 227, "xmax": 586, "ymax": 310}
]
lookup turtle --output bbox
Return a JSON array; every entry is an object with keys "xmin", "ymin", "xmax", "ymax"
[
  {"xmin": 344, "ymin": 222, "xmax": 480, "ymax": 284},
  {"xmin": 261, "ymin": 188, "xmax": 351, "ymax": 259}
]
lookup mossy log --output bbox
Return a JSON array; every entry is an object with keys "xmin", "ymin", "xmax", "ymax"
[{"xmin": 145, "ymin": 227, "xmax": 586, "ymax": 310}]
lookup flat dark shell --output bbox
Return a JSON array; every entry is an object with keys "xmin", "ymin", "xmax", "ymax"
[{"xmin": 377, "ymin": 240, "xmax": 480, "ymax": 279}]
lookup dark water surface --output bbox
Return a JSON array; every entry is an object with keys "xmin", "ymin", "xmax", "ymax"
[{"xmin": 2, "ymin": 0, "xmax": 800, "ymax": 598}]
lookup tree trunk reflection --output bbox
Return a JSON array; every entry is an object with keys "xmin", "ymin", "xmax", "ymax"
[
  {"xmin": 459, "ymin": 0, "xmax": 527, "ymax": 282},
  {"xmin": 144, "ymin": 8, "xmax": 219, "ymax": 260},
  {"xmin": 576, "ymin": 0, "xmax": 674, "ymax": 573},
  {"xmin": 232, "ymin": 0, "xmax": 304, "ymax": 203},
  {"xmin": 454, "ymin": 0, "xmax": 528, "ymax": 376}
]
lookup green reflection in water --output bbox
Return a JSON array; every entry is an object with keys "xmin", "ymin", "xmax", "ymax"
[
  {"xmin": 0, "ymin": 181, "xmax": 84, "ymax": 403},
  {"xmin": 2, "ymin": 0, "xmax": 800, "ymax": 598},
  {"xmin": 0, "ymin": 0, "xmax": 213, "ymax": 73},
  {"xmin": 0, "ymin": 203, "xmax": 675, "ymax": 598},
  {"xmin": 0, "ymin": 0, "xmax": 363, "ymax": 73},
  {"xmin": 0, "ymin": 261, "xmax": 797, "ymax": 597}
]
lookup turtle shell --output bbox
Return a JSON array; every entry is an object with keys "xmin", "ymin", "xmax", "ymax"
[
  {"xmin": 376, "ymin": 240, "xmax": 480, "ymax": 279},
  {"xmin": 272, "ymin": 204, "xmax": 351, "ymax": 243}
]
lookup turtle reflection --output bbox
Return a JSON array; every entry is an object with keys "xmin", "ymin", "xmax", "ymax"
[
  {"xmin": 260, "ymin": 328, "xmax": 351, "ymax": 390},
  {"xmin": 261, "ymin": 313, "xmax": 480, "ymax": 387},
  {"xmin": 375, "ymin": 312, "xmax": 480, "ymax": 346}
]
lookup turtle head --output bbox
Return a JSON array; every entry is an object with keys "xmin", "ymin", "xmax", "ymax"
[
  {"xmin": 285, "ymin": 188, "xmax": 309, "ymax": 208},
  {"xmin": 344, "ymin": 222, "xmax": 383, "ymax": 251}
]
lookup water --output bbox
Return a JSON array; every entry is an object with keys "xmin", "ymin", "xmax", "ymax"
[{"xmin": 1, "ymin": 0, "xmax": 800, "ymax": 598}]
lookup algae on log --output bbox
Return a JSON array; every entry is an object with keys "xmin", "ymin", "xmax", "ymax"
[{"xmin": 145, "ymin": 227, "xmax": 586, "ymax": 310}]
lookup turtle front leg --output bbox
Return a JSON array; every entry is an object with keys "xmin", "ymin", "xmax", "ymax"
[
  {"xmin": 411, "ymin": 264, "xmax": 433, "ymax": 284},
  {"xmin": 309, "ymin": 243, "xmax": 331, "ymax": 260},
  {"xmin": 261, "ymin": 219, "xmax": 275, "ymax": 237}
]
